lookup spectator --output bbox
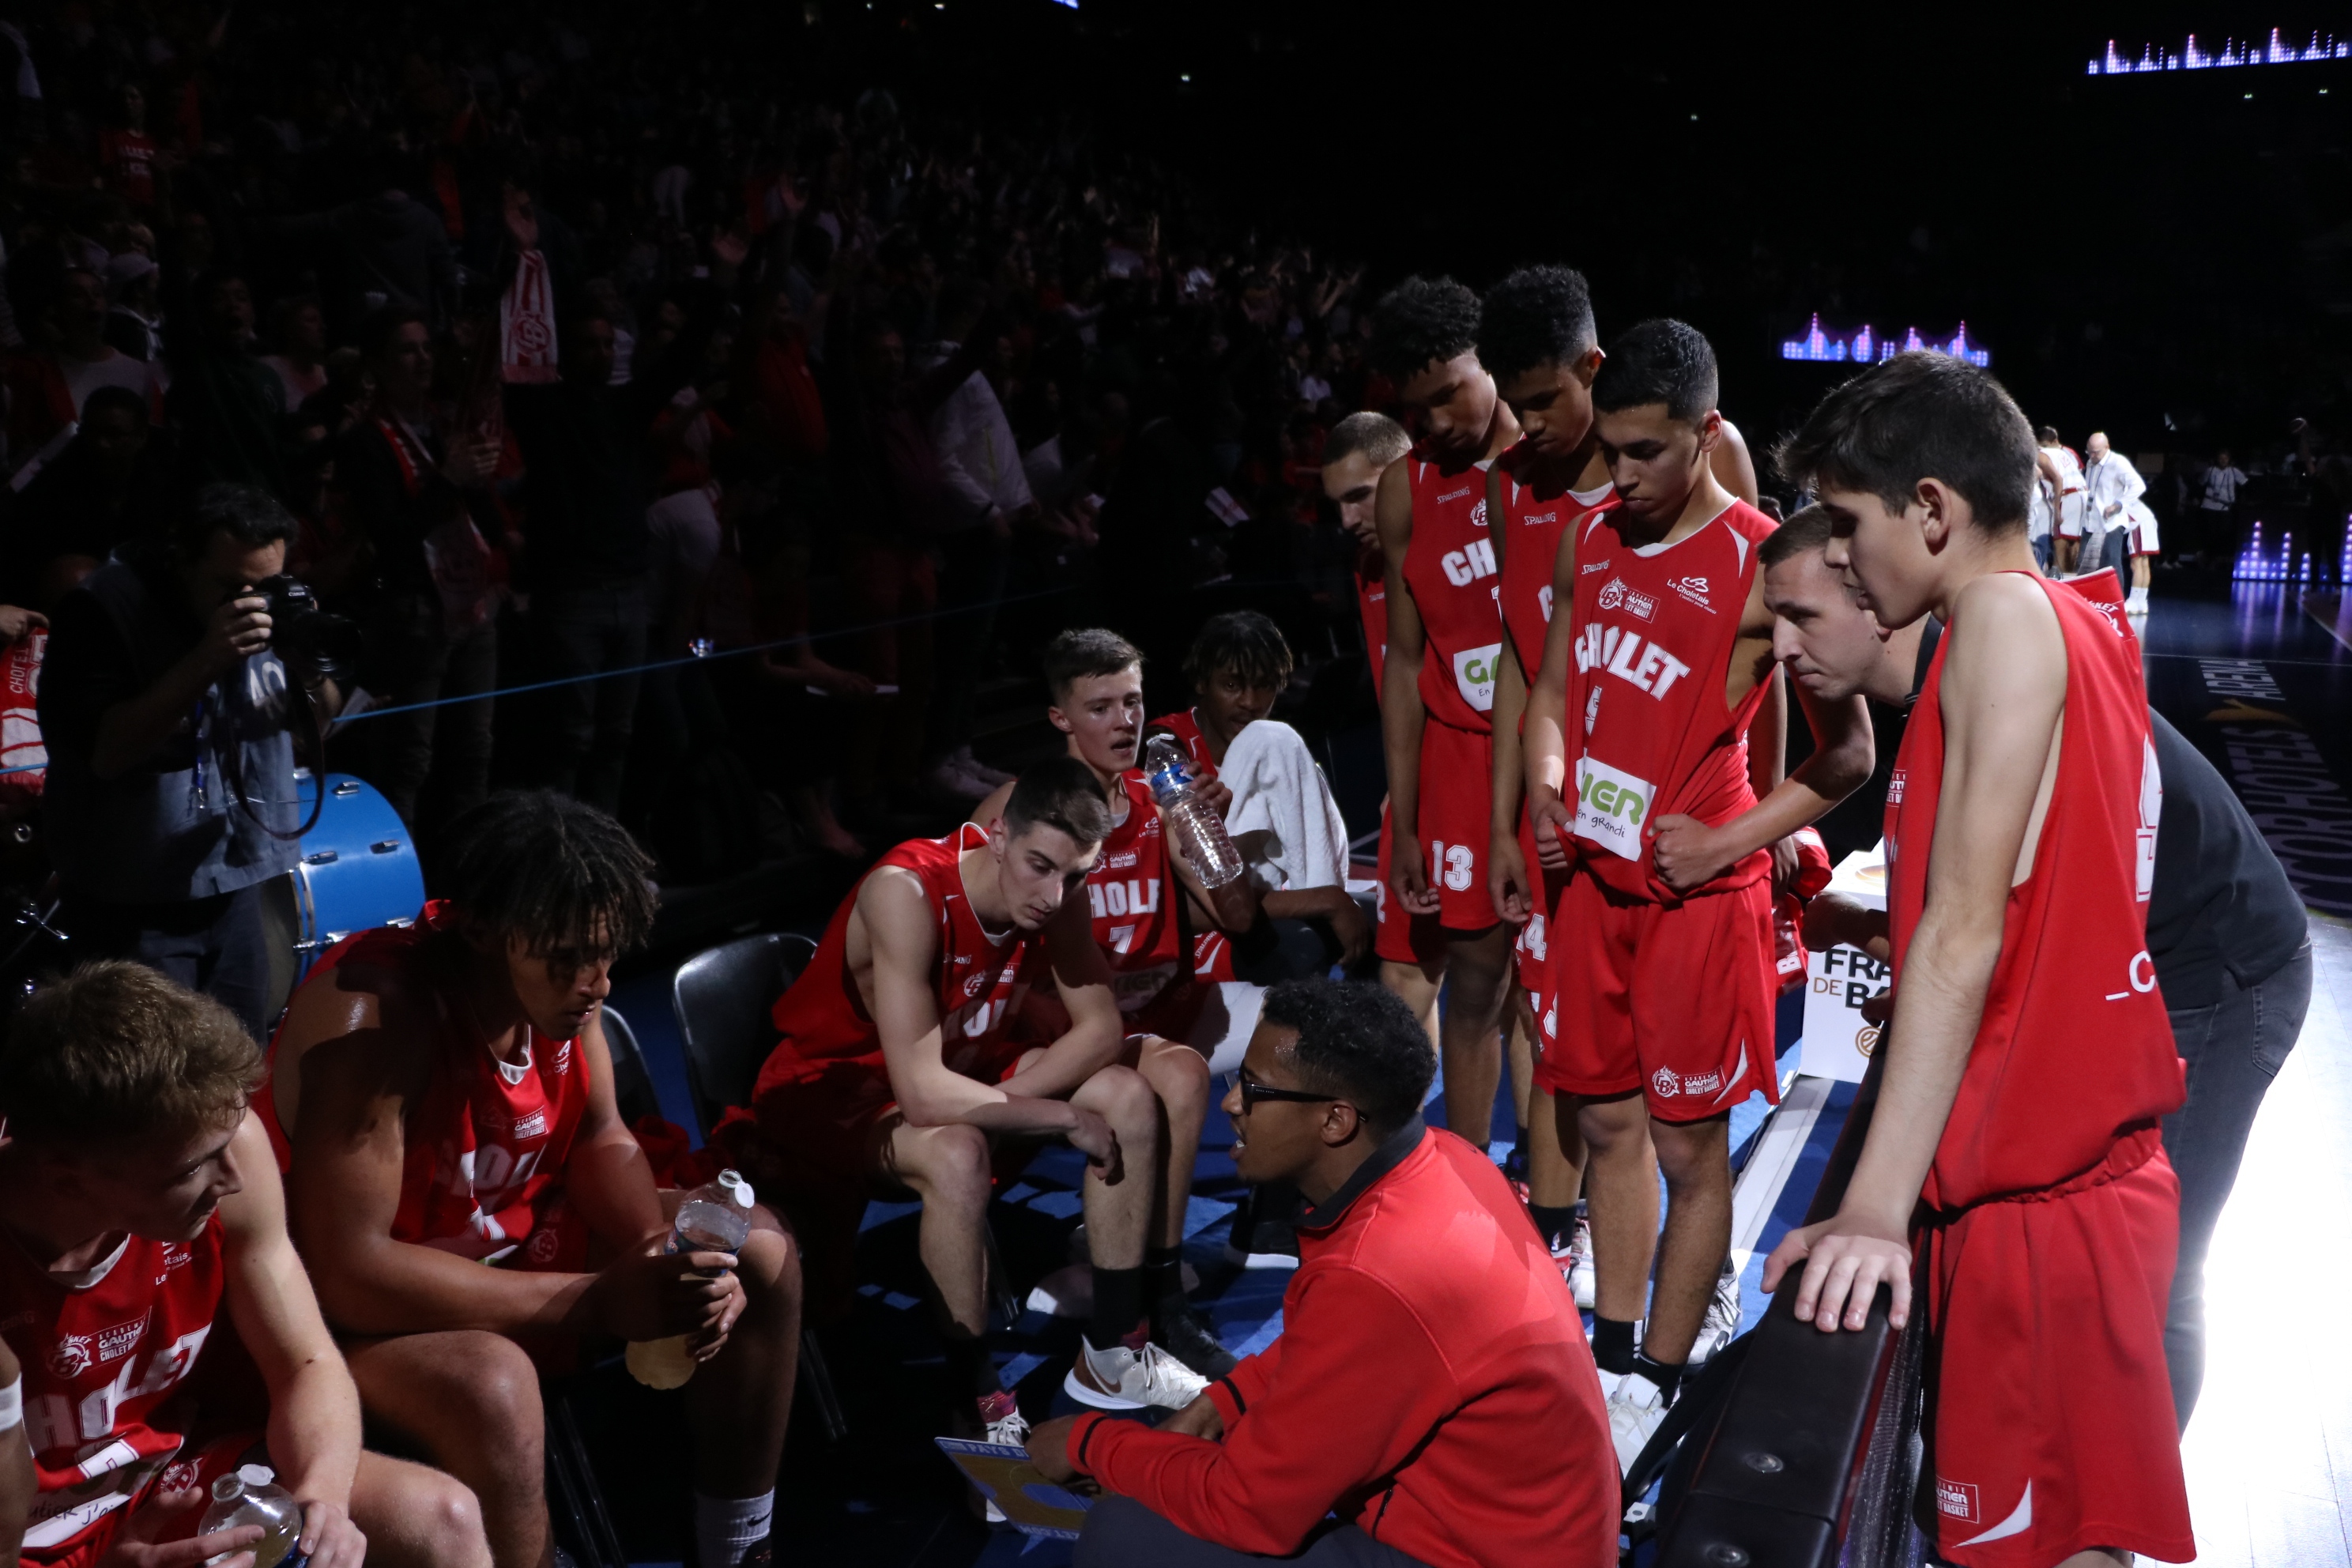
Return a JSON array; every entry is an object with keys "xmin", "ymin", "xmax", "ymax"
[
  {"xmin": 1027, "ymin": 978, "xmax": 1618, "ymax": 1568},
  {"xmin": 6, "ymin": 384, "xmax": 173, "ymax": 609},
  {"xmin": 270, "ymin": 154, "xmax": 462, "ymax": 334},
  {"xmin": 166, "ymin": 269, "xmax": 289, "ymax": 498},
  {"xmin": 38, "ymin": 484, "xmax": 340, "ymax": 1039},
  {"xmin": 335, "ymin": 307, "xmax": 503, "ymax": 835},
  {"xmin": 259, "ymin": 294, "xmax": 330, "ymax": 412},
  {"xmin": 101, "ymin": 251, "xmax": 164, "ymax": 362},
  {"xmin": 2197, "ymin": 446, "xmax": 2247, "ymax": 558}
]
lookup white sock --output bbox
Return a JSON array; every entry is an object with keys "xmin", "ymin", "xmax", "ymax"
[{"xmin": 694, "ymin": 1490, "xmax": 774, "ymax": 1568}]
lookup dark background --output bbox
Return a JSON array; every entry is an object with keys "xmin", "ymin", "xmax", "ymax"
[{"xmin": 806, "ymin": 0, "xmax": 2352, "ymax": 465}]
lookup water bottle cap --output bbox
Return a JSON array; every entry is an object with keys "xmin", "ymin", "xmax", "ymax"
[
  {"xmin": 717, "ymin": 1170, "xmax": 755, "ymax": 1207},
  {"xmin": 237, "ymin": 1464, "xmax": 276, "ymax": 1488},
  {"xmin": 211, "ymin": 1475, "xmax": 246, "ymax": 1502}
]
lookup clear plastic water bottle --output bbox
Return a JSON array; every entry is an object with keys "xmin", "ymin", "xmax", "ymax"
[
  {"xmin": 200, "ymin": 1465, "xmax": 307, "ymax": 1568},
  {"xmin": 1142, "ymin": 736, "xmax": 1244, "ymax": 888},
  {"xmin": 624, "ymin": 1170, "xmax": 756, "ymax": 1389}
]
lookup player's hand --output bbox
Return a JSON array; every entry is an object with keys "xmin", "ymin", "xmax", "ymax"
[
  {"xmin": 197, "ymin": 593, "xmax": 273, "ymax": 674},
  {"xmin": 583, "ymin": 1249, "xmax": 743, "ymax": 1345},
  {"xmin": 1389, "ymin": 831, "xmax": 1440, "ymax": 916},
  {"xmin": 1325, "ymin": 891, "xmax": 1369, "ymax": 968},
  {"xmin": 1155, "ymin": 1392, "xmax": 1224, "ymax": 1442},
  {"xmin": 1065, "ymin": 1106, "xmax": 1124, "ymax": 1184},
  {"xmin": 1487, "ymin": 833, "xmax": 1531, "ymax": 925},
  {"xmin": 1860, "ymin": 986, "xmax": 1894, "ymax": 1025},
  {"xmin": 293, "ymin": 1498, "xmax": 367, "ymax": 1568},
  {"xmin": 1196, "ymin": 778, "xmax": 1234, "ymax": 820},
  {"xmin": 0, "ymin": 605, "xmax": 47, "ymax": 643},
  {"xmin": 96, "ymin": 1489, "xmax": 263, "ymax": 1568},
  {"xmin": 1025, "ymin": 1415, "xmax": 1083, "ymax": 1483},
  {"xmin": 1530, "ymin": 797, "xmax": 1574, "ymax": 872},
  {"xmin": 1762, "ymin": 1211, "xmax": 1913, "ymax": 1332},
  {"xmin": 1650, "ymin": 814, "xmax": 1731, "ymax": 893},
  {"xmin": 1801, "ymin": 892, "xmax": 1888, "ymax": 958},
  {"xmin": 441, "ymin": 436, "xmax": 498, "ymax": 489},
  {"xmin": 1767, "ymin": 834, "xmax": 1803, "ymax": 897}
]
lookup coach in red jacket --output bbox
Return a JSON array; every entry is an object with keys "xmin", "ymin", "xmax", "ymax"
[{"xmin": 1027, "ymin": 977, "xmax": 1617, "ymax": 1567}]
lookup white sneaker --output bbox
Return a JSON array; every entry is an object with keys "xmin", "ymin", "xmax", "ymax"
[
  {"xmin": 976, "ymin": 1391, "xmax": 1029, "ymax": 1523},
  {"xmin": 1607, "ymin": 1371, "xmax": 1672, "ymax": 1476},
  {"xmin": 1064, "ymin": 1333, "xmax": 1211, "ymax": 1412},
  {"xmin": 1687, "ymin": 1260, "xmax": 1742, "ymax": 1365},
  {"xmin": 1560, "ymin": 1218, "xmax": 1596, "ymax": 1311}
]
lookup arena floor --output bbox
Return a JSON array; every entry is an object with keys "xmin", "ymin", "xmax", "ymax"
[{"xmin": 590, "ymin": 579, "xmax": 2352, "ymax": 1566}]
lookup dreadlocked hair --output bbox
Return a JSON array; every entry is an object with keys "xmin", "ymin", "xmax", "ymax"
[
  {"xmin": 433, "ymin": 790, "xmax": 658, "ymax": 959},
  {"xmin": 1184, "ymin": 610, "xmax": 1293, "ymax": 692}
]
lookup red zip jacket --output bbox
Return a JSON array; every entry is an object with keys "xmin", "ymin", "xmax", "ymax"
[{"xmin": 1070, "ymin": 1123, "xmax": 1615, "ymax": 1567}]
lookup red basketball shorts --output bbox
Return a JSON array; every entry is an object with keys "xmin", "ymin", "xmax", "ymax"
[
  {"xmin": 1536, "ymin": 866, "xmax": 1777, "ymax": 1121},
  {"xmin": 1374, "ymin": 803, "xmax": 1445, "ymax": 966},
  {"xmin": 1919, "ymin": 1128, "xmax": 2191, "ymax": 1567},
  {"xmin": 1405, "ymin": 718, "xmax": 1498, "ymax": 933}
]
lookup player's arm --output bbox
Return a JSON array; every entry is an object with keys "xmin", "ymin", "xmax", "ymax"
[
  {"xmin": 557, "ymin": 1012, "xmax": 672, "ymax": 1252},
  {"xmin": 1523, "ymin": 508, "xmax": 1580, "ymax": 873},
  {"xmin": 1654, "ymin": 578, "xmax": 1871, "ymax": 891},
  {"xmin": 217, "ymin": 1114, "xmax": 368, "ymax": 1567},
  {"xmin": 1713, "ymin": 417, "xmax": 1761, "ymax": 507},
  {"xmin": 863, "ymin": 869, "xmax": 1109, "ymax": 1142},
  {"xmin": 1374, "ymin": 459, "xmax": 1438, "ymax": 914},
  {"xmin": 1157, "ymin": 799, "xmax": 1258, "ymax": 934},
  {"xmin": 0, "ymin": 1336, "xmax": 30, "ymax": 1565},
  {"xmin": 997, "ymin": 897, "xmax": 1132, "ymax": 1102},
  {"xmin": 1762, "ymin": 577, "xmax": 2066, "ymax": 1332},
  {"xmin": 1483, "ymin": 466, "xmax": 1532, "ymax": 922}
]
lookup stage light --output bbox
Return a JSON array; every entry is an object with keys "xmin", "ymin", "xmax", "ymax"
[
  {"xmin": 2090, "ymin": 27, "xmax": 2350, "ymax": 75},
  {"xmin": 1779, "ymin": 314, "xmax": 1989, "ymax": 367}
]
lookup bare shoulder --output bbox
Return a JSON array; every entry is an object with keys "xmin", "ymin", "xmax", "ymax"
[
  {"xmin": 1375, "ymin": 454, "xmax": 1414, "ymax": 555},
  {"xmin": 856, "ymin": 863, "xmax": 937, "ymax": 950},
  {"xmin": 217, "ymin": 1110, "xmax": 291, "ymax": 1240},
  {"xmin": 1946, "ymin": 574, "xmax": 2065, "ymax": 695}
]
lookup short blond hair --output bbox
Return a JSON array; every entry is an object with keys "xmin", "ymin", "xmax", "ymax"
[{"xmin": 0, "ymin": 962, "xmax": 264, "ymax": 1146}]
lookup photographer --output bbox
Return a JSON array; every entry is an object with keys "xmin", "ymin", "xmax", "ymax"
[{"xmin": 39, "ymin": 482, "xmax": 343, "ymax": 1038}]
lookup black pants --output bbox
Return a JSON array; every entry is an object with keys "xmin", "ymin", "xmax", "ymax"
[
  {"xmin": 1076, "ymin": 1495, "xmax": 1431, "ymax": 1567},
  {"xmin": 2158, "ymin": 940, "xmax": 2312, "ymax": 1426},
  {"xmin": 63, "ymin": 884, "xmax": 273, "ymax": 1041},
  {"xmin": 532, "ymin": 583, "xmax": 648, "ymax": 813}
]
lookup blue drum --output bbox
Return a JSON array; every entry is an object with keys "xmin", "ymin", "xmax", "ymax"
[{"xmin": 260, "ymin": 772, "xmax": 428, "ymax": 1017}]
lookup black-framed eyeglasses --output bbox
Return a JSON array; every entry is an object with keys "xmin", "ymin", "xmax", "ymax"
[{"xmin": 1231, "ymin": 1069, "xmax": 1342, "ymax": 1114}]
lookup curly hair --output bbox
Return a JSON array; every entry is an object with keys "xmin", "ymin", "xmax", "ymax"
[
  {"xmin": 434, "ymin": 790, "xmax": 659, "ymax": 959},
  {"xmin": 1183, "ymin": 610, "xmax": 1293, "ymax": 692},
  {"xmin": 1368, "ymin": 275, "xmax": 1482, "ymax": 382},
  {"xmin": 1477, "ymin": 266, "xmax": 1596, "ymax": 383},
  {"xmin": 1260, "ymin": 978, "xmax": 1435, "ymax": 1136}
]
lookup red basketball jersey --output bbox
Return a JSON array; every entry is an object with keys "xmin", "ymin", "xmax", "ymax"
[
  {"xmin": 1563, "ymin": 499, "xmax": 1777, "ymax": 899},
  {"xmin": 1401, "ymin": 453, "xmax": 1505, "ymax": 733},
  {"xmin": 1355, "ymin": 544, "xmax": 1389, "ymax": 700},
  {"xmin": 1147, "ymin": 710, "xmax": 1216, "ymax": 782},
  {"xmin": 1886, "ymin": 571, "xmax": 2181, "ymax": 1209},
  {"xmin": 1496, "ymin": 457, "xmax": 1615, "ymax": 680},
  {"xmin": 3, "ymin": 1217, "xmax": 226, "ymax": 1560},
  {"xmin": 1086, "ymin": 773, "xmax": 1185, "ymax": 1014},
  {"xmin": 756, "ymin": 824, "xmax": 1046, "ymax": 1105},
  {"xmin": 259, "ymin": 914, "xmax": 592, "ymax": 1265}
]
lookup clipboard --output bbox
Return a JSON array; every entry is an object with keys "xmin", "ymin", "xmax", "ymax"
[{"xmin": 933, "ymin": 1438, "xmax": 1095, "ymax": 1539}]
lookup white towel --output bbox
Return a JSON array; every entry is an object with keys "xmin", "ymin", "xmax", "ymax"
[{"xmin": 1219, "ymin": 719, "xmax": 1349, "ymax": 893}]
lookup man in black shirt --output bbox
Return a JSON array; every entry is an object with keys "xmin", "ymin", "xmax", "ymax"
[
  {"xmin": 1762, "ymin": 507, "xmax": 2309, "ymax": 1427},
  {"xmin": 38, "ymin": 484, "xmax": 341, "ymax": 1038}
]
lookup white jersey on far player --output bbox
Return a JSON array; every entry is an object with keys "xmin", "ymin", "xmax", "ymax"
[{"xmin": 2046, "ymin": 443, "xmax": 2088, "ymax": 538}]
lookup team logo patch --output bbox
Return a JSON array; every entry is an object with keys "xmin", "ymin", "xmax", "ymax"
[
  {"xmin": 512, "ymin": 1109, "xmax": 548, "ymax": 1140},
  {"xmin": 1435, "ymin": 484, "xmax": 1474, "ymax": 503},
  {"xmin": 1574, "ymin": 756, "xmax": 1656, "ymax": 861},
  {"xmin": 1650, "ymin": 1067, "xmax": 1681, "ymax": 1099},
  {"xmin": 48, "ymin": 1335, "xmax": 92, "ymax": 1378},
  {"xmin": 1596, "ymin": 577, "xmax": 1626, "ymax": 610},
  {"xmin": 1623, "ymin": 588, "xmax": 1657, "ymax": 621},
  {"xmin": 1453, "ymin": 643, "xmax": 1502, "ymax": 713},
  {"xmin": 1937, "ymin": 1479, "xmax": 1980, "ymax": 1523},
  {"xmin": 1581, "ymin": 560, "xmax": 1611, "ymax": 575},
  {"xmin": 552, "ymin": 1041, "xmax": 572, "ymax": 1074},
  {"xmin": 1668, "ymin": 575, "xmax": 1713, "ymax": 611},
  {"xmin": 1522, "ymin": 510, "xmax": 1557, "ymax": 527},
  {"xmin": 527, "ymin": 1227, "xmax": 561, "ymax": 1265}
]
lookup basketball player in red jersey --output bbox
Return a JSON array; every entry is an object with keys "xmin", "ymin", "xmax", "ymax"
[
  {"xmin": 1368, "ymin": 277, "xmax": 1520, "ymax": 1149},
  {"xmin": 1525, "ymin": 321, "xmax": 1871, "ymax": 1465},
  {"xmin": 1318, "ymin": 413, "xmax": 1436, "ymax": 1037},
  {"xmin": 739, "ymin": 756, "xmax": 1212, "ymax": 1444},
  {"xmin": 0, "ymin": 962, "xmax": 488, "ymax": 1568},
  {"xmin": 266, "ymin": 794, "xmax": 801, "ymax": 1568},
  {"xmin": 967, "ymin": 631, "xmax": 1242, "ymax": 1376},
  {"xmin": 1766, "ymin": 354, "xmax": 2191, "ymax": 1568}
]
